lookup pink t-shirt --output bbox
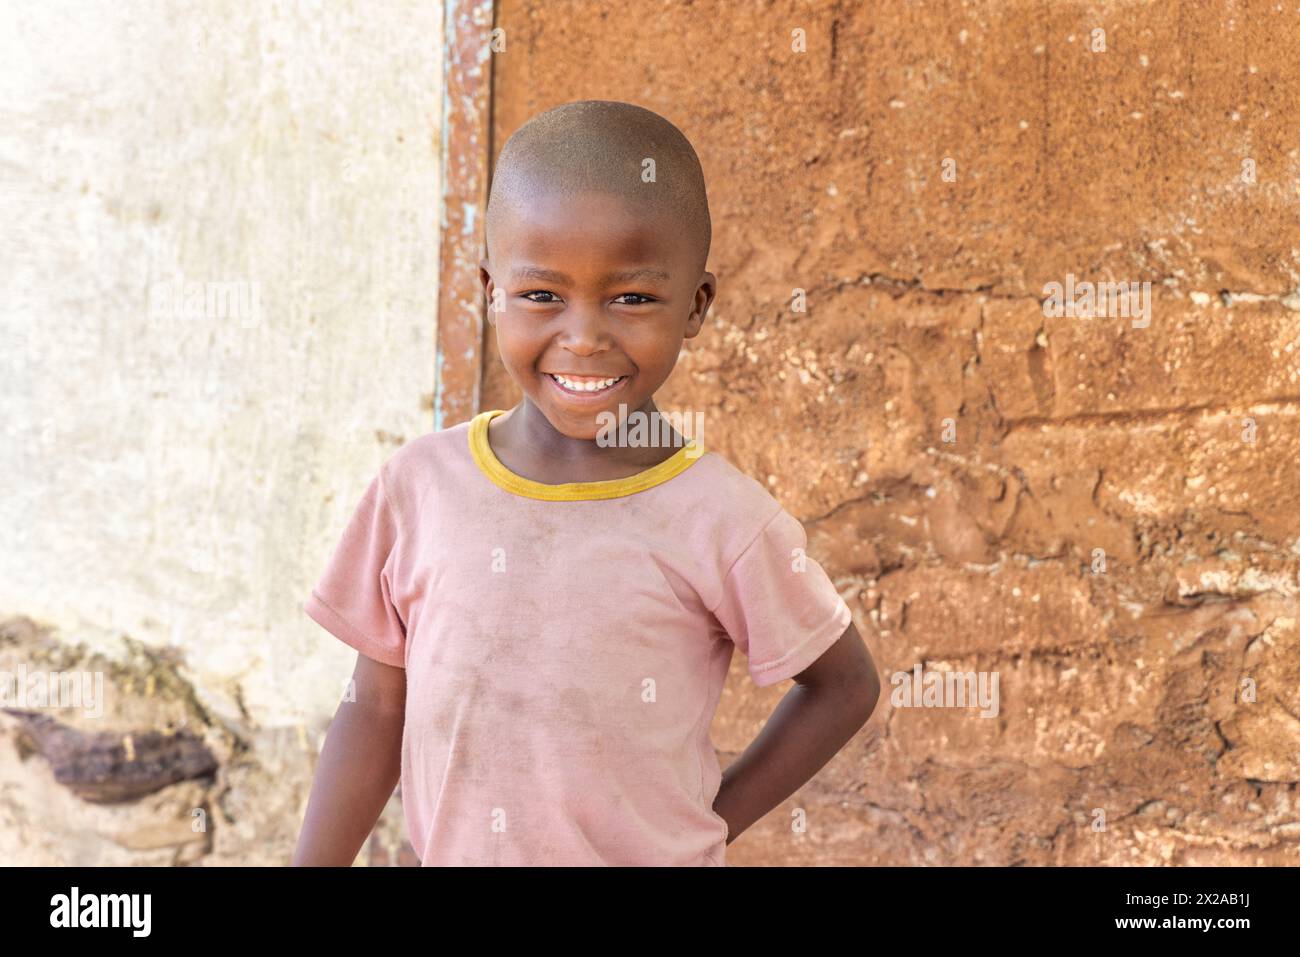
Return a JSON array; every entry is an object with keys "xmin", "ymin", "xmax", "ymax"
[{"xmin": 304, "ymin": 408, "xmax": 852, "ymax": 866}]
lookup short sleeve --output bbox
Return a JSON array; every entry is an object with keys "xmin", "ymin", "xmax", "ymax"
[
  {"xmin": 711, "ymin": 507, "xmax": 854, "ymax": 687},
  {"xmin": 303, "ymin": 468, "xmax": 407, "ymax": 668}
]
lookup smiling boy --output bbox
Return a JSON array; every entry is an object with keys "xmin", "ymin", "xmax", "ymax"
[{"xmin": 293, "ymin": 100, "xmax": 881, "ymax": 866}]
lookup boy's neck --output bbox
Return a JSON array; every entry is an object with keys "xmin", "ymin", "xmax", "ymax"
[{"xmin": 487, "ymin": 398, "xmax": 689, "ymax": 484}]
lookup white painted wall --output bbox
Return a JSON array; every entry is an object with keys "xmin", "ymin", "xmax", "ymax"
[{"xmin": 1, "ymin": 0, "xmax": 442, "ymax": 729}]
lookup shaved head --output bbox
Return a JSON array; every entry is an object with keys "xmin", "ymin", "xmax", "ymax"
[{"xmin": 485, "ymin": 100, "xmax": 711, "ymax": 275}]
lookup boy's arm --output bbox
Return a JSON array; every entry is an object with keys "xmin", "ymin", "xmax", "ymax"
[
  {"xmin": 292, "ymin": 652, "xmax": 407, "ymax": 866},
  {"xmin": 711, "ymin": 620, "xmax": 880, "ymax": 847}
]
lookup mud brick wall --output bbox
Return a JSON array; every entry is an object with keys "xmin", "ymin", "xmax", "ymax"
[{"xmin": 482, "ymin": 1, "xmax": 1300, "ymax": 864}]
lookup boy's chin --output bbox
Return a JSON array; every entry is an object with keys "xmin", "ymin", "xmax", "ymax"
[
  {"xmin": 528, "ymin": 397, "xmax": 637, "ymax": 443},
  {"xmin": 534, "ymin": 406, "xmax": 615, "ymax": 442}
]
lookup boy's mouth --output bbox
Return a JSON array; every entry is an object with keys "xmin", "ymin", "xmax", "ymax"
[{"xmin": 544, "ymin": 372, "xmax": 629, "ymax": 397}]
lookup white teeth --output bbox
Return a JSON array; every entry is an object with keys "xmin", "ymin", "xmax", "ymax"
[{"xmin": 550, "ymin": 374, "xmax": 623, "ymax": 392}]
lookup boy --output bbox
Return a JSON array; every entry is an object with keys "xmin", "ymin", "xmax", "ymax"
[{"xmin": 293, "ymin": 100, "xmax": 881, "ymax": 866}]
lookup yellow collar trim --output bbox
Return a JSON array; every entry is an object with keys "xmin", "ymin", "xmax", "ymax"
[{"xmin": 468, "ymin": 409, "xmax": 704, "ymax": 501}]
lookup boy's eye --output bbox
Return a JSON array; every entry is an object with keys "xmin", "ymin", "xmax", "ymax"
[{"xmin": 520, "ymin": 291, "xmax": 656, "ymax": 305}]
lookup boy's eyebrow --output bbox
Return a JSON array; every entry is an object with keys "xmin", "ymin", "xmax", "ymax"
[{"xmin": 511, "ymin": 265, "xmax": 671, "ymax": 285}]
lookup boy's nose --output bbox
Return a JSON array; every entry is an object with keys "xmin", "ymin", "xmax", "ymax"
[{"xmin": 556, "ymin": 304, "xmax": 611, "ymax": 354}]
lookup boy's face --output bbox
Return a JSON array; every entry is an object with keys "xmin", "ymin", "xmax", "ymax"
[{"xmin": 479, "ymin": 190, "xmax": 715, "ymax": 441}]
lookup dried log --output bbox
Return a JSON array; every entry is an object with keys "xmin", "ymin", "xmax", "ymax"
[{"xmin": 3, "ymin": 709, "xmax": 218, "ymax": 803}]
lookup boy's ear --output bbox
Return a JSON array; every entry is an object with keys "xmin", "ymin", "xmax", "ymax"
[
  {"xmin": 478, "ymin": 259, "xmax": 497, "ymax": 326},
  {"xmin": 683, "ymin": 271, "xmax": 717, "ymax": 339}
]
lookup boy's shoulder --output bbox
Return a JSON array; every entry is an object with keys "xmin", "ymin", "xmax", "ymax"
[
  {"xmin": 383, "ymin": 419, "xmax": 472, "ymax": 471},
  {"xmin": 672, "ymin": 449, "xmax": 824, "ymax": 582},
  {"xmin": 373, "ymin": 419, "xmax": 476, "ymax": 513},
  {"xmin": 687, "ymin": 449, "xmax": 781, "ymax": 513},
  {"xmin": 678, "ymin": 448, "xmax": 792, "ymax": 542}
]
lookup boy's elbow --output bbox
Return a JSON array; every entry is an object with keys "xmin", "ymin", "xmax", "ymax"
[
  {"xmin": 833, "ymin": 625, "xmax": 882, "ymax": 723},
  {"xmin": 827, "ymin": 656, "xmax": 880, "ymax": 726},
  {"xmin": 857, "ymin": 664, "xmax": 882, "ymax": 723}
]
